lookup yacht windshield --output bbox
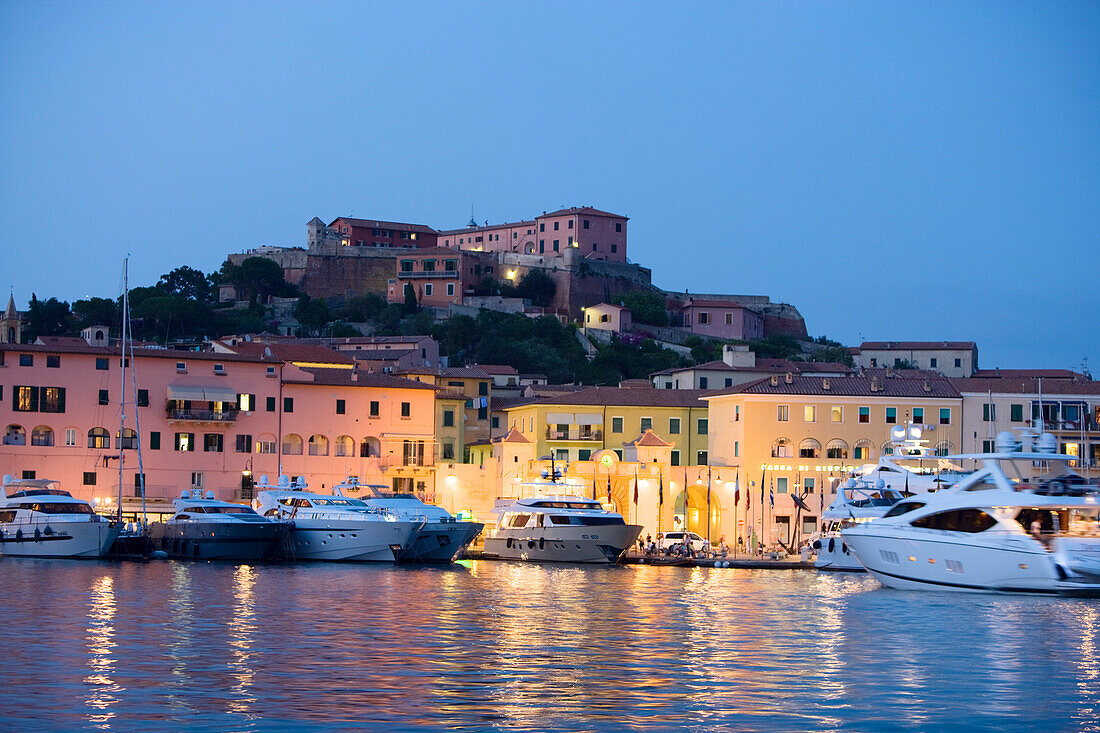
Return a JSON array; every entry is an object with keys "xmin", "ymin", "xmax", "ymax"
[
  {"xmin": 18, "ymin": 502, "xmax": 95, "ymax": 514},
  {"xmin": 313, "ymin": 498, "xmax": 366, "ymax": 506},
  {"xmin": 548, "ymin": 515, "xmax": 625, "ymax": 526},
  {"xmin": 206, "ymin": 506, "xmax": 258, "ymax": 515},
  {"xmin": 883, "ymin": 501, "xmax": 926, "ymax": 518}
]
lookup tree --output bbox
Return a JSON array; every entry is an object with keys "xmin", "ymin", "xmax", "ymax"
[
  {"xmin": 221, "ymin": 257, "xmax": 294, "ymax": 304},
  {"xmin": 294, "ymin": 295, "xmax": 331, "ymax": 336},
  {"xmin": 403, "ymin": 283, "xmax": 419, "ymax": 315},
  {"xmin": 749, "ymin": 334, "xmax": 802, "ymax": 360},
  {"xmin": 615, "ymin": 290, "xmax": 669, "ymax": 326},
  {"xmin": 158, "ymin": 266, "xmax": 213, "ymax": 303},
  {"xmin": 72, "ymin": 297, "xmax": 119, "ymax": 330},
  {"xmin": 685, "ymin": 336, "xmax": 722, "ymax": 364},
  {"xmin": 25, "ymin": 295, "xmax": 74, "ymax": 340},
  {"xmin": 515, "ymin": 270, "xmax": 556, "ymax": 307},
  {"xmin": 812, "ymin": 345, "xmax": 854, "ymax": 366},
  {"xmin": 337, "ymin": 293, "xmax": 386, "ymax": 322}
]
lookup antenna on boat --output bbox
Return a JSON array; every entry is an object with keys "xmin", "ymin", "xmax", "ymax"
[
  {"xmin": 123, "ymin": 255, "xmax": 148, "ymax": 525},
  {"xmin": 115, "ymin": 258, "xmax": 128, "ymax": 523}
]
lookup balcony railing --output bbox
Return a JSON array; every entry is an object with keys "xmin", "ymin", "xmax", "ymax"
[
  {"xmin": 167, "ymin": 409, "xmax": 238, "ymax": 422},
  {"xmin": 545, "ymin": 427, "xmax": 604, "ymax": 442},
  {"xmin": 397, "ymin": 271, "xmax": 458, "ymax": 279}
]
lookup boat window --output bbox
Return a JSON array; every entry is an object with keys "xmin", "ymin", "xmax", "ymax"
[
  {"xmin": 964, "ymin": 482, "xmax": 999, "ymax": 491},
  {"xmin": 548, "ymin": 515, "xmax": 626, "ymax": 526},
  {"xmin": 182, "ymin": 506, "xmax": 208, "ymax": 513},
  {"xmin": 206, "ymin": 506, "xmax": 258, "ymax": 515},
  {"xmin": 548, "ymin": 515, "xmax": 573, "ymax": 525},
  {"xmin": 23, "ymin": 502, "xmax": 95, "ymax": 515},
  {"xmin": 0, "ymin": 510, "xmax": 17, "ymax": 522},
  {"xmin": 883, "ymin": 501, "xmax": 926, "ymax": 518},
  {"xmin": 314, "ymin": 498, "xmax": 365, "ymax": 506},
  {"xmin": 507, "ymin": 513, "xmax": 531, "ymax": 528},
  {"xmin": 910, "ymin": 509, "xmax": 997, "ymax": 533}
]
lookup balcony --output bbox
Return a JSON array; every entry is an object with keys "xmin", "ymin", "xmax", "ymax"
[
  {"xmin": 397, "ymin": 271, "xmax": 457, "ymax": 279},
  {"xmin": 545, "ymin": 427, "xmax": 604, "ymax": 442},
  {"xmin": 167, "ymin": 409, "xmax": 238, "ymax": 423}
]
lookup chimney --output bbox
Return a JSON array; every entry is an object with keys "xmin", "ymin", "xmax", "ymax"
[
  {"xmin": 784, "ymin": 372, "xmax": 793, "ymax": 384},
  {"xmin": 870, "ymin": 376, "xmax": 882, "ymax": 392},
  {"xmin": 822, "ymin": 378, "xmax": 830, "ymax": 390},
  {"xmin": 923, "ymin": 379, "xmax": 931, "ymax": 392},
  {"xmin": 770, "ymin": 375, "xmax": 780, "ymax": 387}
]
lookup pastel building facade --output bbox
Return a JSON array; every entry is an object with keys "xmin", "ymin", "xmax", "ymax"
[
  {"xmin": 677, "ymin": 300, "xmax": 764, "ymax": 340},
  {"xmin": 326, "ymin": 217, "xmax": 438, "ymax": 249},
  {"xmin": 0, "ymin": 343, "xmax": 440, "ymax": 507},
  {"xmin": 857, "ymin": 341, "xmax": 978, "ymax": 377},
  {"xmin": 437, "ymin": 207, "xmax": 628, "ymax": 263},
  {"xmin": 582, "ymin": 303, "xmax": 632, "ymax": 333}
]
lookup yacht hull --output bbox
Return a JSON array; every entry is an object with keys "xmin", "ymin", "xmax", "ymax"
[
  {"xmin": 842, "ymin": 530, "xmax": 1067, "ymax": 594},
  {"xmin": 150, "ymin": 520, "xmax": 290, "ymax": 561},
  {"xmin": 482, "ymin": 523, "xmax": 642, "ymax": 564},
  {"xmin": 399, "ymin": 521, "xmax": 484, "ymax": 563},
  {"xmin": 0, "ymin": 520, "xmax": 121, "ymax": 558},
  {"xmin": 812, "ymin": 534, "xmax": 865, "ymax": 572},
  {"xmin": 283, "ymin": 519, "xmax": 421, "ymax": 562}
]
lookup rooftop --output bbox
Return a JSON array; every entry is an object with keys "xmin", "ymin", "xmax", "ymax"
[
  {"xmin": 707, "ymin": 374, "xmax": 961, "ymax": 399},
  {"xmin": 328, "ymin": 217, "xmax": 438, "ymax": 235},
  {"xmin": 509, "ymin": 386, "xmax": 714, "ymax": 410},
  {"xmin": 951, "ymin": 376, "xmax": 1100, "ymax": 395},
  {"xmin": 860, "ymin": 341, "xmax": 976, "ymax": 351}
]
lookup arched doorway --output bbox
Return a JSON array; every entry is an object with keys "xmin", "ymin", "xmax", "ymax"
[{"xmin": 674, "ymin": 486, "xmax": 723, "ymax": 539}]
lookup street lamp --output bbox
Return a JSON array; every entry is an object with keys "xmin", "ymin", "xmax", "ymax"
[{"xmin": 696, "ymin": 466, "xmax": 721, "ymax": 542}]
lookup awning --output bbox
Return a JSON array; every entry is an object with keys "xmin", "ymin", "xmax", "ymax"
[
  {"xmin": 546, "ymin": 412, "xmax": 574, "ymax": 424},
  {"xmin": 167, "ymin": 384, "xmax": 239, "ymax": 403},
  {"xmin": 575, "ymin": 413, "xmax": 603, "ymax": 426}
]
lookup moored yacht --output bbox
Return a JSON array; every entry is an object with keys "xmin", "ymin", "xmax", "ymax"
[
  {"xmin": 0, "ymin": 477, "xmax": 121, "ymax": 558},
  {"xmin": 812, "ymin": 477, "xmax": 909, "ymax": 571},
  {"xmin": 333, "ymin": 476, "xmax": 484, "ymax": 562},
  {"xmin": 483, "ymin": 494, "xmax": 642, "ymax": 564},
  {"xmin": 842, "ymin": 430, "xmax": 1100, "ymax": 595},
  {"xmin": 253, "ymin": 476, "xmax": 423, "ymax": 562},
  {"xmin": 149, "ymin": 489, "xmax": 291, "ymax": 561}
]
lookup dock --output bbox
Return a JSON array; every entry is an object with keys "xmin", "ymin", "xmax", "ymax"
[{"xmin": 461, "ymin": 549, "xmax": 814, "ymax": 570}]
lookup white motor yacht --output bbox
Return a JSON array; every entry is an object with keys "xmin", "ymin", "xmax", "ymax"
[
  {"xmin": 333, "ymin": 476, "xmax": 484, "ymax": 563},
  {"xmin": 253, "ymin": 476, "xmax": 423, "ymax": 563},
  {"xmin": 842, "ymin": 430, "xmax": 1100, "ymax": 595},
  {"xmin": 483, "ymin": 493, "xmax": 642, "ymax": 564},
  {"xmin": 0, "ymin": 477, "xmax": 121, "ymax": 558},
  {"xmin": 149, "ymin": 489, "xmax": 291, "ymax": 561},
  {"xmin": 812, "ymin": 478, "xmax": 910, "ymax": 571}
]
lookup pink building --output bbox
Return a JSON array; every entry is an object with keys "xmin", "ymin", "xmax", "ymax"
[
  {"xmin": 386, "ymin": 248, "xmax": 499, "ymax": 307},
  {"xmin": 0, "ymin": 342, "xmax": 440, "ymax": 507},
  {"xmin": 328, "ymin": 217, "xmax": 439, "ymax": 249},
  {"xmin": 436, "ymin": 206, "xmax": 628, "ymax": 263},
  {"xmin": 583, "ymin": 303, "xmax": 632, "ymax": 333},
  {"xmin": 678, "ymin": 300, "xmax": 764, "ymax": 340}
]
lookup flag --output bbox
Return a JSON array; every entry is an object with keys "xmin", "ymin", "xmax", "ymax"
[
  {"xmin": 904, "ymin": 470, "xmax": 911, "ymax": 496},
  {"xmin": 592, "ymin": 477, "xmax": 597, "ymax": 500},
  {"xmin": 658, "ymin": 470, "xmax": 664, "ymax": 506},
  {"xmin": 633, "ymin": 470, "xmax": 639, "ymax": 505},
  {"xmin": 607, "ymin": 474, "xmax": 612, "ymax": 503},
  {"xmin": 733, "ymin": 471, "xmax": 740, "ymax": 506},
  {"xmin": 760, "ymin": 467, "xmax": 766, "ymax": 508},
  {"xmin": 769, "ymin": 478, "xmax": 774, "ymax": 509}
]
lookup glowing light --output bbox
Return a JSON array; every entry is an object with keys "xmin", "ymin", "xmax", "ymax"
[{"xmin": 506, "ymin": 270, "xmax": 517, "ymax": 280}]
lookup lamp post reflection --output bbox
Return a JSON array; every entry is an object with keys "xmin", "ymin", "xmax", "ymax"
[{"xmin": 84, "ymin": 575, "xmax": 120, "ymax": 729}]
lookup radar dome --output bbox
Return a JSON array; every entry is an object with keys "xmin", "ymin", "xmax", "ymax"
[
  {"xmin": 279, "ymin": 474, "xmax": 290, "ymax": 487},
  {"xmin": 204, "ymin": 490, "xmax": 215, "ymax": 500},
  {"xmin": 890, "ymin": 426, "xmax": 907, "ymax": 443},
  {"xmin": 1037, "ymin": 432, "xmax": 1058, "ymax": 453},
  {"xmin": 995, "ymin": 431, "xmax": 1020, "ymax": 453},
  {"xmin": 875, "ymin": 478, "xmax": 886, "ymax": 489}
]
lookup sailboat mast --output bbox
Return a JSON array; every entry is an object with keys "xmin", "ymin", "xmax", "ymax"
[
  {"xmin": 116, "ymin": 258, "xmax": 128, "ymax": 520},
  {"xmin": 123, "ymin": 259, "xmax": 148, "ymax": 522}
]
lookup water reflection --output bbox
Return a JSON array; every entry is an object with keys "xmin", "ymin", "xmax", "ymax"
[
  {"xmin": 84, "ymin": 574, "xmax": 120, "ymax": 729},
  {"xmin": 0, "ymin": 561, "xmax": 1097, "ymax": 731}
]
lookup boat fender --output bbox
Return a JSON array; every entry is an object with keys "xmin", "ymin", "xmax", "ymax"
[
  {"xmin": 539, "ymin": 537, "xmax": 545, "ymax": 550},
  {"xmin": 34, "ymin": 528, "xmax": 41, "ymax": 541},
  {"xmin": 812, "ymin": 539, "xmax": 821, "ymax": 551},
  {"xmin": 528, "ymin": 540, "xmax": 536, "ymax": 549},
  {"xmin": 842, "ymin": 543, "xmax": 849, "ymax": 555},
  {"xmin": 15, "ymin": 529, "xmax": 22, "ymax": 540},
  {"xmin": 828, "ymin": 538, "xmax": 835, "ymax": 553},
  {"xmin": 506, "ymin": 538, "xmax": 512, "ymax": 549},
  {"xmin": 44, "ymin": 526, "xmax": 53, "ymax": 536}
]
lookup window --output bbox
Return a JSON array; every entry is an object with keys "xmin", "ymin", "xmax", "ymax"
[
  {"xmin": 266, "ymin": 396, "xmax": 276, "ymax": 412},
  {"xmin": 422, "ymin": 259, "xmax": 436, "ymax": 272},
  {"xmin": 400, "ymin": 260, "xmax": 414, "ymax": 272},
  {"xmin": 46, "ymin": 355, "xmax": 59, "ymax": 368},
  {"xmin": 669, "ymin": 418, "xmax": 680, "ymax": 434},
  {"xmin": 939, "ymin": 408, "xmax": 951, "ymax": 425},
  {"xmin": 401, "ymin": 402, "xmax": 411, "ymax": 418},
  {"xmin": 777, "ymin": 405, "xmax": 789, "ymax": 421},
  {"xmin": 204, "ymin": 433, "xmax": 223, "ymax": 452},
  {"xmin": 554, "ymin": 221, "xmax": 559, "ymax": 230},
  {"xmin": 64, "ymin": 428, "xmax": 77, "ymax": 447},
  {"xmin": 369, "ymin": 400, "xmax": 380, "ymax": 418},
  {"xmin": 930, "ymin": 358, "xmax": 938, "ymax": 368},
  {"xmin": 137, "ymin": 389, "xmax": 149, "ymax": 407},
  {"xmin": 175, "ymin": 432, "xmax": 195, "ymax": 451},
  {"xmin": 237, "ymin": 393, "xmax": 254, "ymax": 411},
  {"xmin": 442, "ymin": 441, "xmax": 455, "ymax": 460},
  {"xmin": 698, "ymin": 312, "xmax": 710, "ymax": 325},
  {"xmin": 478, "ymin": 405, "xmax": 487, "ymax": 420},
  {"xmin": 913, "ymin": 408, "xmax": 924, "ymax": 424},
  {"xmin": 236, "ymin": 434, "xmax": 252, "ymax": 453},
  {"xmin": 99, "ymin": 389, "xmax": 109, "ymax": 405},
  {"xmin": 257, "ymin": 439, "xmax": 276, "ymax": 454},
  {"xmin": 831, "ymin": 406, "xmax": 842, "ymax": 423},
  {"xmin": 616, "ymin": 222, "xmax": 622, "ymax": 232},
  {"xmin": 699, "ymin": 377, "xmax": 708, "ymax": 389},
  {"xmin": 697, "ymin": 450, "xmax": 708, "ymax": 465},
  {"xmin": 191, "ymin": 472, "xmax": 203, "ymax": 490},
  {"xmin": 982, "ymin": 440, "xmax": 995, "ymax": 453},
  {"xmin": 910, "ymin": 509, "xmax": 996, "ymax": 533},
  {"xmin": 804, "ymin": 477, "xmax": 816, "ymax": 494},
  {"xmin": 954, "ymin": 358, "xmax": 962, "ymax": 368},
  {"xmin": 1010, "ymin": 404, "xmax": 1023, "ymax": 422},
  {"xmin": 282, "ymin": 434, "xmax": 303, "ymax": 455},
  {"xmin": 83, "ymin": 472, "xmax": 96, "ymax": 486},
  {"xmin": 19, "ymin": 354, "xmax": 32, "ymax": 367},
  {"xmin": 886, "ymin": 407, "xmax": 897, "ymax": 424},
  {"xmin": 31, "ymin": 426, "xmax": 54, "ymax": 446},
  {"xmin": 640, "ymin": 417, "xmax": 652, "ymax": 432},
  {"xmin": 804, "ymin": 405, "xmax": 816, "ymax": 422},
  {"xmin": 443, "ymin": 410, "xmax": 454, "ymax": 427},
  {"xmin": 424, "ymin": 283, "xmax": 433, "ymax": 296},
  {"xmin": 447, "ymin": 283, "xmax": 455, "ymax": 297},
  {"xmin": 149, "ymin": 431, "xmax": 160, "ymax": 450},
  {"xmin": 612, "ymin": 417, "xmax": 623, "ymax": 433},
  {"xmin": 88, "ymin": 427, "xmax": 110, "ymax": 449},
  {"xmin": 21, "ymin": 470, "xmax": 35, "ymax": 480},
  {"xmin": 697, "ymin": 418, "xmax": 708, "ymax": 435},
  {"xmin": 670, "ymin": 450, "xmax": 680, "ymax": 466},
  {"xmin": 336, "ymin": 399, "xmax": 346, "ymax": 415},
  {"xmin": 725, "ymin": 313, "xmax": 733, "ymax": 325},
  {"xmin": 777, "ymin": 477, "xmax": 788, "ymax": 494},
  {"xmin": 734, "ymin": 441, "xmax": 739, "ymax": 457},
  {"xmin": 13, "ymin": 386, "xmax": 37, "ymax": 412},
  {"xmin": 725, "ymin": 378, "xmax": 733, "ymax": 388},
  {"xmin": 283, "ymin": 397, "xmax": 293, "ymax": 413},
  {"xmin": 553, "ymin": 240, "xmax": 559, "ymax": 251},
  {"xmin": 478, "ymin": 382, "xmax": 488, "ymax": 396},
  {"xmin": 611, "ymin": 244, "xmax": 617, "ymax": 253},
  {"xmin": 491, "ymin": 416, "xmax": 499, "ymax": 429},
  {"xmin": 735, "ymin": 405, "xmax": 740, "ymax": 421},
  {"xmin": 96, "ymin": 357, "xmax": 109, "ymax": 370},
  {"xmin": 308, "ymin": 434, "xmax": 328, "ymax": 456},
  {"xmin": 859, "ymin": 406, "xmax": 869, "ymax": 423}
]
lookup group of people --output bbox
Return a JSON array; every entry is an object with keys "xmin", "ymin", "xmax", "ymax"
[{"xmin": 638, "ymin": 533, "xmax": 732, "ymax": 560}]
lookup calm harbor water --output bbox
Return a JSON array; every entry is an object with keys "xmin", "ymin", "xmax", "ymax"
[{"xmin": 1, "ymin": 559, "xmax": 1097, "ymax": 732}]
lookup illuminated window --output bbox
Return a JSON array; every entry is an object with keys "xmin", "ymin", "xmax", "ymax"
[
  {"xmin": 804, "ymin": 405, "xmax": 816, "ymax": 422},
  {"xmin": 831, "ymin": 406, "xmax": 843, "ymax": 423}
]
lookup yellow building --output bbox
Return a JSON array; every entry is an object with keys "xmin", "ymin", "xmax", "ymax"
[
  {"xmin": 705, "ymin": 371, "xmax": 963, "ymax": 547},
  {"xmin": 503, "ymin": 385, "xmax": 713, "ymax": 466},
  {"xmin": 433, "ymin": 388, "xmax": 467, "ymax": 464},
  {"xmin": 400, "ymin": 365, "xmax": 493, "ymax": 451}
]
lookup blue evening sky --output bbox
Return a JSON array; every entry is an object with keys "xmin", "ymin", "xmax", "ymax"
[{"xmin": 2, "ymin": 1, "xmax": 1097, "ymax": 370}]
